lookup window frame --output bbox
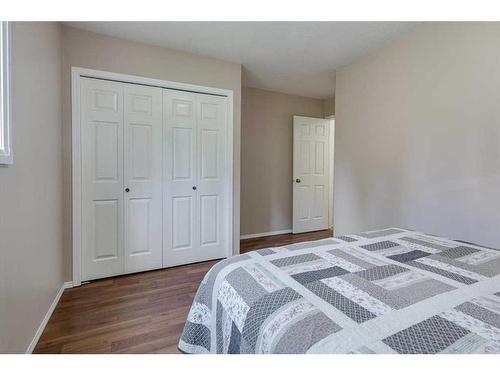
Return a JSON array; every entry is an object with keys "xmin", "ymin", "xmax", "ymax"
[{"xmin": 0, "ymin": 21, "xmax": 12, "ymax": 165}]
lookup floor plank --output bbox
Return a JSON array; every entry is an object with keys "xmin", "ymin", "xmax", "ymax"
[
  {"xmin": 34, "ymin": 229, "xmax": 332, "ymax": 354},
  {"xmin": 240, "ymin": 229, "xmax": 333, "ymax": 252}
]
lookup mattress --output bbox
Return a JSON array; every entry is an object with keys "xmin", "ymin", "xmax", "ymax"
[{"xmin": 178, "ymin": 228, "xmax": 500, "ymax": 354}]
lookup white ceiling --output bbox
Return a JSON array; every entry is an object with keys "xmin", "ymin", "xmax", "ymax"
[{"xmin": 65, "ymin": 22, "xmax": 419, "ymax": 99}]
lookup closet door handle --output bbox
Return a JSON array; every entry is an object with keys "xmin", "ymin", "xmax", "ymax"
[
  {"xmin": 192, "ymin": 186, "xmax": 197, "ymax": 190},
  {"xmin": 125, "ymin": 188, "xmax": 130, "ymax": 193}
]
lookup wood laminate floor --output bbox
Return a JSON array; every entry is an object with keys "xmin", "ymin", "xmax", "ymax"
[{"xmin": 34, "ymin": 229, "xmax": 332, "ymax": 354}]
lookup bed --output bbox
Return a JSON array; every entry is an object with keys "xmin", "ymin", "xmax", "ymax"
[{"xmin": 178, "ymin": 228, "xmax": 500, "ymax": 354}]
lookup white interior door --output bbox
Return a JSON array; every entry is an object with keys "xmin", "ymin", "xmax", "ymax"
[
  {"xmin": 81, "ymin": 78, "xmax": 163, "ymax": 281},
  {"xmin": 123, "ymin": 83, "xmax": 163, "ymax": 273},
  {"xmin": 81, "ymin": 78, "xmax": 125, "ymax": 280},
  {"xmin": 163, "ymin": 90, "xmax": 228, "ymax": 267},
  {"xmin": 292, "ymin": 116, "xmax": 330, "ymax": 234}
]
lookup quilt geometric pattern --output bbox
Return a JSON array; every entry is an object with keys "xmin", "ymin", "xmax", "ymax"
[{"xmin": 179, "ymin": 228, "xmax": 500, "ymax": 354}]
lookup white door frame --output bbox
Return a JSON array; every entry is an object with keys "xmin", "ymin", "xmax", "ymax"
[
  {"xmin": 72, "ymin": 67, "xmax": 235, "ymax": 287},
  {"xmin": 326, "ymin": 116, "xmax": 335, "ymax": 231}
]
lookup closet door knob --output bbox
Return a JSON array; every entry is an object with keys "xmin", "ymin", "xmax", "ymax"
[
  {"xmin": 125, "ymin": 188, "xmax": 130, "ymax": 192},
  {"xmin": 192, "ymin": 186, "xmax": 197, "ymax": 190},
  {"xmin": 295, "ymin": 179, "xmax": 301, "ymax": 183}
]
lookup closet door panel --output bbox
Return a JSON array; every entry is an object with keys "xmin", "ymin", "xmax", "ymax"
[
  {"xmin": 163, "ymin": 90, "xmax": 228, "ymax": 266},
  {"xmin": 200, "ymin": 194, "xmax": 218, "ymax": 245},
  {"xmin": 200, "ymin": 129, "xmax": 218, "ymax": 180},
  {"xmin": 163, "ymin": 90, "xmax": 228, "ymax": 267},
  {"xmin": 172, "ymin": 196, "xmax": 194, "ymax": 249},
  {"xmin": 92, "ymin": 200, "xmax": 119, "ymax": 260},
  {"xmin": 123, "ymin": 84, "xmax": 163, "ymax": 273},
  {"xmin": 196, "ymin": 94, "xmax": 228, "ymax": 254},
  {"xmin": 81, "ymin": 78, "xmax": 125, "ymax": 280},
  {"xmin": 172, "ymin": 127, "xmax": 194, "ymax": 180},
  {"xmin": 163, "ymin": 90, "xmax": 198, "ymax": 266}
]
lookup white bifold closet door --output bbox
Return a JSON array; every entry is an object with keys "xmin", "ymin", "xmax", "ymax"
[
  {"xmin": 81, "ymin": 78, "xmax": 163, "ymax": 281},
  {"xmin": 163, "ymin": 90, "xmax": 228, "ymax": 267}
]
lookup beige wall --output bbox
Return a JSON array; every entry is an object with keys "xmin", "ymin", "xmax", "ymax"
[
  {"xmin": 323, "ymin": 96, "xmax": 335, "ymax": 117},
  {"xmin": 335, "ymin": 22, "xmax": 500, "ymax": 248},
  {"xmin": 61, "ymin": 26, "xmax": 242, "ymax": 279},
  {"xmin": 241, "ymin": 87, "xmax": 324, "ymax": 235},
  {"xmin": 0, "ymin": 22, "xmax": 64, "ymax": 353}
]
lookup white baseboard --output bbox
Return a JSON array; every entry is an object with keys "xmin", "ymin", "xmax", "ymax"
[
  {"xmin": 240, "ymin": 229, "xmax": 292, "ymax": 240},
  {"xmin": 25, "ymin": 281, "xmax": 73, "ymax": 354},
  {"xmin": 63, "ymin": 281, "xmax": 74, "ymax": 289}
]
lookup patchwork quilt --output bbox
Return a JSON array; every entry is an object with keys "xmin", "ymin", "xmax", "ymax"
[{"xmin": 178, "ymin": 228, "xmax": 500, "ymax": 354}]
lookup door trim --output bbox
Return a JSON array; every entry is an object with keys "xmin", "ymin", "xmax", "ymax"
[{"xmin": 72, "ymin": 67, "xmax": 235, "ymax": 287}]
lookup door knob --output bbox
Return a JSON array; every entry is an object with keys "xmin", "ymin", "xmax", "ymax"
[
  {"xmin": 192, "ymin": 186, "xmax": 197, "ymax": 190},
  {"xmin": 125, "ymin": 188, "xmax": 130, "ymax": 192},
  {"xmin": 295, "ymin": 179, "xmax": 301, "ymax": 183}
]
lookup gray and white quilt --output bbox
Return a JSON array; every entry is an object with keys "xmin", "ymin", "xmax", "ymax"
[{"xmin": 178, "ymin": 228, "xmax": 500, "ymax": 354}]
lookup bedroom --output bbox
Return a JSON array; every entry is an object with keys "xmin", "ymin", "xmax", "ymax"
[{"xmin": 1, "ymin": 0, "xmax": 500, "ymax": 372}]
